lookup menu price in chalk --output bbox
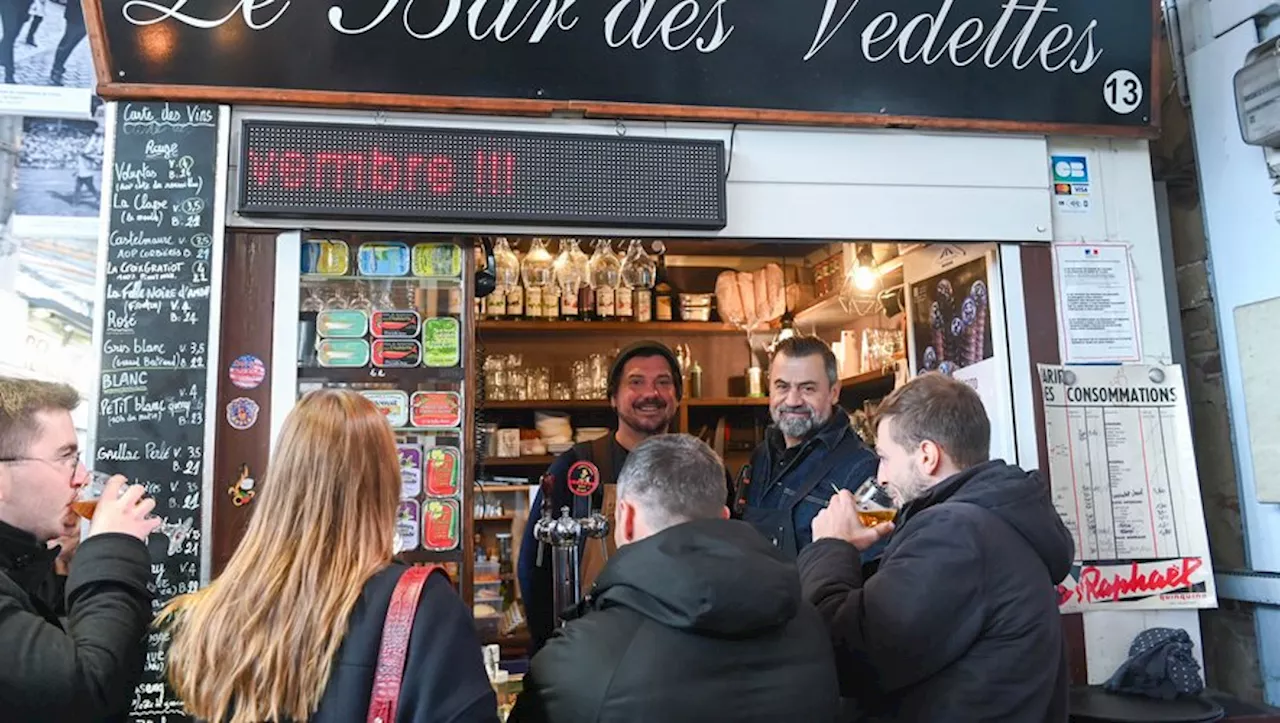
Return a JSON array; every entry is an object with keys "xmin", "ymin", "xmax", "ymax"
[{"xmin": 93, "ymin": 101, "xmax": 221, "ymax": 723}]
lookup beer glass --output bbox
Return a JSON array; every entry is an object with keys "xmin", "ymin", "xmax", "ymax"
[
  {"xmin": 852, "ymin": 477, "xmax": 899, "ymax": 528},
  {"xmin": 72, "ymin": 471, "xmax": 122, "ymax": 520}
]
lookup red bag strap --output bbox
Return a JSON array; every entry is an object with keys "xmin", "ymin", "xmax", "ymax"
[{"xmin": 366, "ymin": 564, "xmax": 443, "ymax": 723}]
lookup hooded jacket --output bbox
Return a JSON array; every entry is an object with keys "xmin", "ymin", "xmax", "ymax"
[
  {"xmin": 797, "ymin": 461, "xmax": 1075, "ymax": 722},
  {"xmin": 510, "ymin": 518, "xmax": 840, "ymax": 723},
  {"xmin": 0, "ymin": 522, "xmax": 152, "ymax": 723}
]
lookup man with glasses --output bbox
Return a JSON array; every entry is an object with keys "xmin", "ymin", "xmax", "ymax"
[{"xmin": 0, "ymin": 376, "xmax": 160, "ymax": 722}]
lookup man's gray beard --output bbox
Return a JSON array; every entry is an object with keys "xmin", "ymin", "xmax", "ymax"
[{"xmin": 773, "ymin": 404, "xmax": 830, "ymax": 439}]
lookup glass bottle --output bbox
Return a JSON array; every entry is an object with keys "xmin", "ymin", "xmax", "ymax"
[
  {"xmin": 652, "ymin": 242, "xmax": 676, "ymax": 321},
  {"xmin": 588, "ymin": 239, "xmax": 620, "ymax": 320},
  {"xmin": 553, "ymin": 239, "xmax": 587, "ymax": 320},
  {"xmin": 492, "ymin": 237, "xmax": 520, "ymax": 319},
  {"xmin": 521, "ymin": 238, "xmax": 554, "ymax": 320},
  {"xmin": 615, "ymin": 240, "xmax": 634, "ymax": 320},
  {"xmin": 622, "ymin": 240, "xmax": 656, "ymax": 323}
]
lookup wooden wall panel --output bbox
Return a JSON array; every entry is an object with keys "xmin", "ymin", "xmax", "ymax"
[
  {"xmin": 1020, "ymin": 243, "xmax": 1086, "ymax": 685},
  {"xmin": 210, "ymin": 232, "xmax": 278, "ymax": 576}
]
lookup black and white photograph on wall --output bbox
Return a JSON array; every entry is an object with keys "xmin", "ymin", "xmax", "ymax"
[
  {"xmin": 11, "ymin": 105, "xmax": 103, "ymax": 239},
  {"xmin": 909, "ymin": 257, "xmax": 994, "ymax": 376},
  {"xmin": 0, "ymin": 0, "xmax": 93, "ymax": 117}
]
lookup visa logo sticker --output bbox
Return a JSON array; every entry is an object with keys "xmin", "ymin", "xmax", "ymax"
[{"xmin": 1052, "ymin": 155, "xmax": 1089, "ymax": 184}]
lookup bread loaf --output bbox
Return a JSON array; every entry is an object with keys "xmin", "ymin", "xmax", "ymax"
[
  {"xmin": 737, "ymin": 272, "xmax": 757, "ymax": 324},
  {"xmin": 753, "ymin": 268, "xmax": 771, "ymax": 322},
  {"xmin": 764, "ymin": 263, "xmax": 786, "ymax": 319},
  {"xmin": 715, "ymin": 270, "xmax": 745, "ymax": 325}
]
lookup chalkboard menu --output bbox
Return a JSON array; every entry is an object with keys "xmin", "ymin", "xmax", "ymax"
[{"xmin": 93, "ymin": 101, "xmax": 221, "ymax": 723}]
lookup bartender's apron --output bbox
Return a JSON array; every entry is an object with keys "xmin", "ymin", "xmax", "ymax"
[{"xmin": 573, "ymin": 436, "xmax": 621, "ymax": 595}]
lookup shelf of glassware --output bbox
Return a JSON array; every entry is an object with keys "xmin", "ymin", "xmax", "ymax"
[{"xmin": 477, "ymin": 319, "xmax": 744, "ymax": 334}]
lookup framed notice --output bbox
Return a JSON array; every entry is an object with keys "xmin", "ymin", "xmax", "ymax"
[
  {"xmin": 1052, "ymin": 243, "xmax": 1142, "ymax": 363},
  {"xmin": 1038, "ymin": 364, "xmax": 1216, "ymax": 613}
]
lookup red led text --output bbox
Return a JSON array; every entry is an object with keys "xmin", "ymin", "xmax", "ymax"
[{"xmin": 244, "ymin": 146, "xmax": 516, "ymax": 196}]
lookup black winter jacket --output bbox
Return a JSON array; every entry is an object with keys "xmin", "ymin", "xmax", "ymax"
[
  {"xmin": 510, "ymin": 518, "xmax": 840, "ymax": 723},
  {"xmin": 306, "ymin": 564, "xmax": 498, "ymax": 723},
  {"xmin": 798, "ymin": 461, "xmax": 1075, "ymax": 723},
  {"xmin": 0, "ymin": 522, "xmax": 152, "ymax": 723}
]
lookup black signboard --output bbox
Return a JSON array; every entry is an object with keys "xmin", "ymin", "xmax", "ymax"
[
  {"xmin": 95, "ymin": 0, "xmax": 1156, "ymax": 133},
  {"xmin": 238, "ymin": 121, "xmax": 727, "ymax": 228},
  {"xmin": 93, "ymin": 101, "xmax": 221, "ymax": 723}
]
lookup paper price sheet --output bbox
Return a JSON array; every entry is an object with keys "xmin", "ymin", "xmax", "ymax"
[{"xmin": 1038, "ymin": 364, "xmax": 1216, "ymax": 613}]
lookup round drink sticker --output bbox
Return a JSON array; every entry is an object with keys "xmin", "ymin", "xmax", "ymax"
[
  {"xmin": 226, "ymin": 397, "xmax": 260, "ymax": 430},
  {"xmin": 228, "ymin": 355, "xmax": 266, "ymax": 390},
  {"xmin": 567, "ymin": 461, "xmax": 600, "ymax": 497}
]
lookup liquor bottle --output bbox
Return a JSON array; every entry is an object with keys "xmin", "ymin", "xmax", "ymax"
[
  {"xmin": 552, "ymin": 239, "xmax": 585, "ymax": 320},
  {"xmin": 589, "ymin": 240, "xmax": 620, "ymax": 320},
  {"xmin": 653, "ymin": 244, "xmax": 676, "ymax": 321},
  {"xmin": 522, "ymin": 238, "xmax": 553, "ymax": 320},
  {"xmin": 492, "ymin": 237, "xmax": 518, "ymax": 318},
  {"xmin": 621, "ymin": 240, "xmax": 655, "ymax": 323},
  {"xmin": 615, "ymin": 240, "xmax": 635, "ymax": 320}
]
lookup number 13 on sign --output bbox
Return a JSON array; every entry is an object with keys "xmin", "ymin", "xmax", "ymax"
[{"xmin": 1103, "ymin": 70, "xmax": 1143, "ymax": 115}]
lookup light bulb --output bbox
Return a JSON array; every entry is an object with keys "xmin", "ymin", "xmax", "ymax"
[{"xmin": 852, "ymin": 265, "xmax": 877, "ymax": 292}]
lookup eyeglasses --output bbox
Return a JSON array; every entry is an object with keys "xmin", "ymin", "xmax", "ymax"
[{"xmin": 0, "ymin": 451, "xmax": 86, "ymax": 485}]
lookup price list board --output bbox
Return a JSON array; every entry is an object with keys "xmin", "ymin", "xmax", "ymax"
[{"xmin": 93, "ymin": 102, "xmax": 222, "ymax": 723}]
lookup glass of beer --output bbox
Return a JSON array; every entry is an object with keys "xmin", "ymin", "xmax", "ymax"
[
  {"xmin": 71, "ymin": 471, "xmax": 121, "ymax": 521},
  {"xmin": 852, "ymin": 477, "xmax": 898, "ymax": 528}
]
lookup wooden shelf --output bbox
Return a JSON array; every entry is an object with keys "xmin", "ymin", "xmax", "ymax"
[
  {"xmin": 399, "ymin": 549, "xmax": 463, "ymax": 564},
  {"xmin": 478, "ymin": 320, "xmax": 744, "ymax": 334},
  {"xmin": 482, "ymin": 399, "xmax": 611, "ymax": 409},
  {"xmin": 839, "ymin": 369, "xmax": 898, "ymax": 388},
  {"xmin": 477, "ymin": 515, "xmax": 515, "ymax": 521},
  {"xmin": 685, "ymin": 397, "xmax": 770, "ymax": 407},
  {"xmin": 482, "ymin": 457, "xmax": 555, "ymax": 467},
  {"xmin": 297, "ymin": 366, "xmax": 465, "ymax": 383},
  {"xmin": 476, "ymin": 483, "xmax": 538, "ymax": 493}
]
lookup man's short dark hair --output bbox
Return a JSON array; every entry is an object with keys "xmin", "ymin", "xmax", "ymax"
[
  {"xmin": 0, "ymin": 376, "xmax": 80, "ymax": 459},
  {"xmin": 771, "ymin": 335, "xmax": 838, "ymax": 386},
  {"xmin": 617, "ymin": 434, "xmax": 726, "ymax": 531},
  {"xmin": 875, "ymin": 372, "xmax": 990, "ymax": 468}
]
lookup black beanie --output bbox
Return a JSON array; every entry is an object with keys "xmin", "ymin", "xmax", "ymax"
[{"xmin": 608, "ymin": 340, "xmax": 683, "ymax": 400}]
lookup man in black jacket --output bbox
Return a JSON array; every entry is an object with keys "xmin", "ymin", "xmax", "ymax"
[
  {"xmin": 737, "ymin": 335, "xmax": 881, "ymax": 560},
  {"xmin": 799, "ymin": 372, "xmax": 1075, "ymax": 722},
  {"xmin": 511, "ymin": 433, "xmax": 839, "ymax": 723},
  {"xmin": 0, "ymin": 376, "xmax": 160, "ymax": 722}
]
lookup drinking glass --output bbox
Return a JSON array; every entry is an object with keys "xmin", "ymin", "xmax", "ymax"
[
  {"xmin": 74, "ymin": 473, "xmax": 193, "ymax": 554},
  {"xmin": 852, "ymin": 477, "xmax": 899, "ymax": 527},
  {"xmin": 71, "ymin": 471, "xmax": 118, "ymax": 520}
]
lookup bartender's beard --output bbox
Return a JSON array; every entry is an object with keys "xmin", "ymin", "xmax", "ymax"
[
  {"xmin": 772, "ymin": 402, "xmax": 830, "ymax": 440},
  {"xmin": 617, "ymin": 396, "xmax": 675, "ymax": 436}
]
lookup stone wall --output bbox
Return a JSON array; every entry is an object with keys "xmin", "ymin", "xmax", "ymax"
[{"xmin": 1150, "ymin": 30, "xmax": 1264, "ymax": 701}]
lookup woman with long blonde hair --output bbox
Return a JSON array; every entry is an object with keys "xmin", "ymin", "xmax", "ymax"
[{"xmin": 159, "ymin": 389, "xmax": 497, "ymax": 723}]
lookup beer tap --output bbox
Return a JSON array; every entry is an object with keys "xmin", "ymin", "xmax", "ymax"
[
  {"xmin": 530, "ymin": 472, "xmax": 613, "ymax": 627},
  {"xmin": 533, "ymin": 473, "xmax": 556, "ymax": 568}
]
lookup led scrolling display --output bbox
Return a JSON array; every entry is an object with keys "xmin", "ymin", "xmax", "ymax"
[{"xmin": 237, "ymin": 121, "xmax": 727, "ymax": 229}]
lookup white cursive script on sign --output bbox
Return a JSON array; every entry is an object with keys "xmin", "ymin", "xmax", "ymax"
[
  {"xmin": 118, "ymin": 0, "xmax": 1103, "ymax": 71},
  {"xmin": 805, "ymin": 0, "xmax": 1101, "ymax": 72}
]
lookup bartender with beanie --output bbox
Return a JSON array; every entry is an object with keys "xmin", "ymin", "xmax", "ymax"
[{"xmin": 518, "ymin": 340, "xmax": 708, "ymax": 651}]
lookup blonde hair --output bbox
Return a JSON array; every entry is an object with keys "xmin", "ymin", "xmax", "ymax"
[
  {"xmin": 0, "ymin": 376, "xmax": 80, "ymax": 458},
  {"xmin": 159, "ymin": 389, "xmax": 402, "ymax": 723}
]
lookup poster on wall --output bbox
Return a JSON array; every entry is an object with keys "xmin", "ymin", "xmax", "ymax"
[
  {"xmin": 1038, "ymin": 363, "xmax": 1216, "ymax": 613},
  {"xmin": 1053, "ymin": 243, "xmax": 1142, "ymax": 363},
  {"xmin": 910, "ymin": 256, "xmax": 993, "ymax": 375},
  {"xmin": 10, "ymin": 111, "xmax": 104, "ymax": 239},
  {"xmin": 0, "ymin": 0, "xmax": 94, "ymax": 117},
  {"xmin": 904, "ymin": 244, "xmax": 1015, "ymax": 465}
]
